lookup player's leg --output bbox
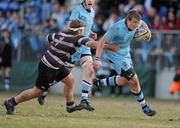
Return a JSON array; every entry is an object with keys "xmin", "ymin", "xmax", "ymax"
[
  {"xmin": 3, "ymin": 61, "xmax": 56, "ymax": 114},
  {"xmin": 3, "ymin": 66, "xmax": 11, "ymax": 90},
  {"xmin": 71, "ymin": 46, "xmax": 94, "ymax": 111},
  {"xmin": 4, "ymin": 86, "xmax": 43, "ymax": 114},
  {"xmin": 37, "ymin": 91, "xmax": 49, "ymax": 105},
  {"xmin": 119, "ymin": 67, "xmax": 156, "ymax": 116},
  {"xmin": 78, "ymin": 55, "xmax": 94, "ymax": 111},
  {"xmin": 55, "ymin": 66, "xmax": 82, "ymax": 113},
  {"xmin": 92, "ymin": 58, "xmax": 156, "ymax": 116},
  {"xmin": 60, "ymin": 72, "xmax": 82, "ymax": 113},
  {"xmin": 91, "ymin": 75, "xmax": 122, "ymax": 96}
]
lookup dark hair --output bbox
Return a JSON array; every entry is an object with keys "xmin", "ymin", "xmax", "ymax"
[
  {"xmin": 126, "ymin": 10, "xmax": 141, "ymax": 21},
  {"xmin": 68, "ymin": 19, "xmax": 86, "ymax": 29}
]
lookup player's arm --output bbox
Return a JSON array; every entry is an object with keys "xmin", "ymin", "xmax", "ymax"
[
  {"xmin": 76, "ymin": 36, "xmax": 97, "ymax": 49},
  {"xmin": 140, "ymin": 20, "xmax": 149, "ymax": 29},
  {"xmin": 85, "ymin": 41, "xmax": 119, "ymax": 51},
  {"xmin": 96, "ymin": 35, "xmax": 107, "ymax": 58},
  {"xmin": 86, "ymin": 41, "xmax": 119, "ymax": 51},
  {"xmin": 76, "ymin": 36, "xmax": 119, "ymax": 51},
  {"xmin": 93, "ymin": 35, "xmax": 107, "ymax": 69},
  {"xmin": 103, "ymin": 43, "xmax": 119, "ymax": 51}
]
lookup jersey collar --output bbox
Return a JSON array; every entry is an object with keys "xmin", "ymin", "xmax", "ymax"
[{"xmin": 81, "ymin": 3, "xmax": 91, "ymax": 13}]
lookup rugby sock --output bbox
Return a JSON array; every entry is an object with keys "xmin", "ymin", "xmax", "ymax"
[
  {"xmin": 131, "ymin": 90, "xmax": 147, "ymax": 110},
  {"xmin": 99, "ymin": 76, "xmax": 118, "ymax": 87},
  {"xmin": 8, "ymin": 97, "xmax": 17, "ymax": 106},
  {"xmin": 42, "ymin": 91, "xmax": 48, "ymax": 97},
  {"xmin": 66, "ymin": 101, "xmax": 75, "ymax": 109},
  {"xmin": 81, "ymin": 80, "xmax": 92, "ymax": 101}
]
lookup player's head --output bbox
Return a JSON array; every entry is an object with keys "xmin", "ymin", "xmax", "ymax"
[
  {"xmin": 67, "ymin": 19, "xmax": 86, "ymax": 35},
  {"xmin": 126, "ymin": 10, "xmax": 141, "ymax": 30},
  {"xmin": 82, "ymin": 0, "xmax": 96, "ymax": 11}
]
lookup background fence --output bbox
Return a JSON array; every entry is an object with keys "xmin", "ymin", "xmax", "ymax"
[
  {"xmin": 2, "ymin": 30, "xmax": 178, "ymax": 98},
  {"xmin": 12, "ymin": 30, "xmax": 180, "ymax": 69}
]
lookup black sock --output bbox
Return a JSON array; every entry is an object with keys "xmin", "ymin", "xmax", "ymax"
[
  {"xmin": 66, "ymin": 101, "xmax": 75, "ymax": 108},
  {"xmin": 8, "ymin": 97, "xmax": 17, "ymax": 106}
]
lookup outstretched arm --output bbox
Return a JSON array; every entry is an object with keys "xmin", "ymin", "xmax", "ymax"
[
  {"xmin": 86, "ymin": 39, "xmax": 119, "ymax": 51},
  {"xmin": 103, "ymin": 43, "xmax": 119, "ymax": 51}
]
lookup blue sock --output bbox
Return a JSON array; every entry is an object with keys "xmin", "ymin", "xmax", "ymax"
[
  {"xmin": 131, "ymin": 90, "xmax": 147, "ymax": 109},
  {"xmin": 81, "ymin": 80, "xmax": 92, "ymax": 101},
  {"xmin": 99, "ymin": 75, "xmax": 118, "ymax": 87}
]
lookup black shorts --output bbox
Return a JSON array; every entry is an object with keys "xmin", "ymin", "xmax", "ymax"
[
  {"xmin": 35, "ymin": 61, "xmax": 70, "ymax": 91},
  {"xmin": 0, "ymin": 55, "xmax": 12, "ymax": 68}
]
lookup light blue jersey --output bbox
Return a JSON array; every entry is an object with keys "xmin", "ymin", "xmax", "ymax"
[
  {"xmin": 70, "ymin": 4, "xmax": 95, "ymax": 62},
  {"xmin": 104, "ymin": 19, "xmax": 141, "ymax": 74}
]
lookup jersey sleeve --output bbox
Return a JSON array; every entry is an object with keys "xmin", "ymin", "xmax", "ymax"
[
  {"xmin": 104, "ymin": 25, "xmax": 120, "ymax": 44},
  {"xmin": 75, "ymin": 36, "xmax": 91, "ymax": 46},
  {"xmin": 46, "ymin": 33, "xmax": 56, "ymax": 42},
  {"xmin": 46, "ymin": 33, "xmax": 61, "ymax": 44}
]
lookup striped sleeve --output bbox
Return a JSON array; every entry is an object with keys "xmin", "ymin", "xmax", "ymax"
[
  {"xmin": 47, "ymin": 33, "xmax": 56, "ymax": 42},
  {"xmin": 77, "ymin": 37, "xmax": 91, "ymax": 46}
]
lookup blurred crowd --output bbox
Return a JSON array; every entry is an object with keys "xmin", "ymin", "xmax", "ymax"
[
  {"xmin": 0, "ymin": 0, "xmax": 179, "ymax": 67},
  {"xmin": 0, "ymin": 0, "xmax": 179, "ymax": 48},
  {"xmin": 0, "ymin": 0, "xmax": 179, "ymax": 93}
]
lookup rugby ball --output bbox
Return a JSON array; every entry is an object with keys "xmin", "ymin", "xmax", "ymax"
[{"xmin": 134, "ymin": 28, "xmax": 151, "ymax": 41}]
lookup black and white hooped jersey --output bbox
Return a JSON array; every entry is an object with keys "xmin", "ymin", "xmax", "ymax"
[{"xmin": 41, "ymin": 32, "xmax": 90, "ymax": 69}]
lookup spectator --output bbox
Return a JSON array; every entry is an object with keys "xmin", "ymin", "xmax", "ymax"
[
  {"xmin": 0, "ymin": 29, "xmax": 12, "ymax": 90},
  {"xmin": 169, "ymin": 68, "xmax": 180, "ymax": 94},
  {"xmin": 103, "ymin": 11, "xmax": 118, "ymax": 32}
]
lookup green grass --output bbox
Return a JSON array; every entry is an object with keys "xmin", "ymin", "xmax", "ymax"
[{"xmin": 0, "ymin": 92, "xmax": 180, "ymax": 128}]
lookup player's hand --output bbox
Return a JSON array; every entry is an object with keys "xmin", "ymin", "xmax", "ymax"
[
  {"xmin": 108, "ymin": 44, "xmax": 119, "ymax": 51},
  {"xmin": 93, "ymin": 59, "xmax": 102, "ymax": 69},
  {"xmin": 145, "ymin": 29, "xmax": 151, "ymax": 42},
  {"xmin": 90, "ymin": 32, "xmax": 97, "ymax": 40},
  {"xmin": 87, "ymin": 41, "xmax": 97, "ymax": 49}
]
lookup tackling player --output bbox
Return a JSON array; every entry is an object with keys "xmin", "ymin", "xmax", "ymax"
[
  {"xmin": 38, "ymin": 0, "xmax": 118, "ymax": 111},
  {"xmin": 3, "ymin": 19, "xmax": 99, "ymax": 114}
]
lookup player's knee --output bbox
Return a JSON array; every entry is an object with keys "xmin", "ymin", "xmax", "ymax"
[
  {"xmin": 120, "ymin": 68, "xmax": 135, "ymax": 81},
  {"xmin": 82, "ymin": 61, "xmax": 94, "ymax": 75},
  {"xmin": 65, "ymin": 79, "xmax": 75, "ymax": 88},
  {"xmin": 22, "ymin": 87, "xmax": 42, "ymax": 98}
]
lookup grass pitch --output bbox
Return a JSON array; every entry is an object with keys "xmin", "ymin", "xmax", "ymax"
[{"xmin": 0, "ymin": 92, "xmax": 180, "ymax": 128}]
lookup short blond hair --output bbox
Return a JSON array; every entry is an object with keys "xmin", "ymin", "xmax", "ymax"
[{"xmin": 126, "ymin": 10, "xmax": 141, "ymax": 21}]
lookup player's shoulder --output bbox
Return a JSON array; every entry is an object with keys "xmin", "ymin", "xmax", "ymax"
[
  {"xmin": 73, "ymin": 4, "xmax": 83, "ymax": 11},
  {"xmin": 111, "ymin": 19, "xmax": 123, "ymax": 30}
]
